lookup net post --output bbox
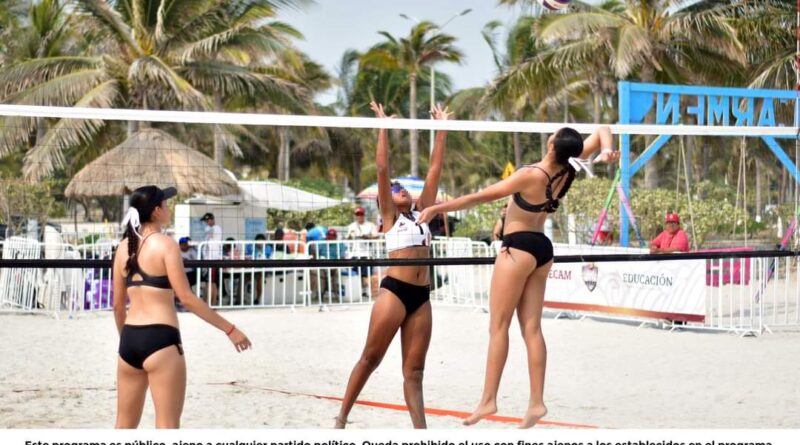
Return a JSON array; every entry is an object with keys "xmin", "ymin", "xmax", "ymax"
[{"xmin": 619, "ymin": 81, "xmax": 632, "ymax": 247}]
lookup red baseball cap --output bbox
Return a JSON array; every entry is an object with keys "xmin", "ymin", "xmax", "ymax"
[
  {"xmin": 665, "ymin": 213, "xmax": 680, "ymax": 223},
  {"xmin": 326, "ymin": 228, "xmax": 337, "ymax": 238},
  {"xmin": 354, "ymin": 207, "xmax": 365, "ymax": 215}
]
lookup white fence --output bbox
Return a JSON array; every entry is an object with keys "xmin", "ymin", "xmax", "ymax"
[{"xmin": 1, "ymin": 237, "xmax": 799, "ymax": 335}]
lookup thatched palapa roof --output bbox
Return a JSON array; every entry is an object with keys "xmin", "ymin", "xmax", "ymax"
[{"xmin": 65, "ymin": 128, "xmax": 238, "ymax": 198}]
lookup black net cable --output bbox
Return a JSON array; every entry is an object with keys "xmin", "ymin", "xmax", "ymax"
[{"xmin": 0, "ymin": 249, "xmax": 797, "ymax": 269}]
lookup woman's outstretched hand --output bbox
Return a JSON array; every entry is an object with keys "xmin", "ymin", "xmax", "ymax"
[
  {"xmin": 430, "ymin": 103, "xmax": 453, "ymax": 121},
  {"xmin": 593, "ymin": 149, "xmax": 620, "ymax": 164},
  {"xmin": 416, "ymin": 206, "xmax": 440, "ymax": 225},
  {"xmin": 370, "ymin": 101, "xmax": 394, "ymax": 119}
]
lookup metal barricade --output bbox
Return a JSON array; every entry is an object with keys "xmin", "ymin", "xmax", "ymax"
[{"xmin": 195, "ymin": 240, "xmax": 310, "ymax": 308}]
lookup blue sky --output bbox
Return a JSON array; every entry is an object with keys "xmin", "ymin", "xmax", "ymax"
[{"xmin": 282, "ymin": 0, "xmax": 535, "ymax": 104}]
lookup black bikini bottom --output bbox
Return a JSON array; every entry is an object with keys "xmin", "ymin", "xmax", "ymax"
[
  {"xmin": 380, "ymin": 276, "xmax": 431, "ymax": 316},
  {"xmin": 501, "ymin": 231, "xmax": 554, "ymax": 267},
  {"xmin": 119, "ymin": 324, "xmax": 183, "ymax": 369}
]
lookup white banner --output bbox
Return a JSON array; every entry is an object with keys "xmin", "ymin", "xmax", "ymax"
[
  {"xmin": 545, "ymin": 244, "xmax": 706, "ymax": 322},
  {"xmin": 0, "ymin": 428, "xmax": 795, "ymax": 445}
]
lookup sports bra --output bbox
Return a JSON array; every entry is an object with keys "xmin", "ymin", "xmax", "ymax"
[
  {"xmin": 384, "ymin": 210, "xmax": 432, "ymax": 253},
  {"xmin": 513, "ymin": 165, "xmax": 574, "ymax": 214},
  {"xmin": 125, "ymin": 233, "xmax": 172, "ymax": 290}
]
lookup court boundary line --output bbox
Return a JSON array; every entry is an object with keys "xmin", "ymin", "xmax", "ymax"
[{"xmin": 208, "ymin": 381, "xmax": 600, "ymax": 429}]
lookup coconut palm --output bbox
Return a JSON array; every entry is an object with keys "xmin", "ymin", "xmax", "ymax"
[
  {"xmin": 361, "ymin": 21, "xmax": 463, "ymax": 177},
  {"xmin": 733, "ymin": 0, "xmax": 795, "ymax": 90},
  {"xmin": 0, "ymin": 0, "xmax": 308, "ymax": 180},
  {"xmin": 495, "ymin": 0, "xmax": 745, "ymax": 188}
]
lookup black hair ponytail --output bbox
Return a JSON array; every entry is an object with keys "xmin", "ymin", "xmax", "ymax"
[
  {"xmin": 551, "ymin": 127, "xmax": 583, "ymax": 199},
  {"xmin": 121, "ymin": 186, "xmax": 162, "ymax": 274}
]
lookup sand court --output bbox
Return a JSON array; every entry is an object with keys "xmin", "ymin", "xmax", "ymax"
[{"xmin": 1, "ymin": 306, "xmax": 799, "ymax": 428}]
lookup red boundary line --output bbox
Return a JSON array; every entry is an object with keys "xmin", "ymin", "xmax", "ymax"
[{"xmin": 209, "ymin": 382, "xmax": 599, "ymax": 429}]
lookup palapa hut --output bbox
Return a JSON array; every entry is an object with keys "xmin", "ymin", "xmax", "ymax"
[{"xmin": 65, "ymin": 128, "xmax": 238, "ymax": 199}]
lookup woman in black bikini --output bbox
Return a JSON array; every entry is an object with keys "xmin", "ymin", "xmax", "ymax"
[
  {"xmin": 335, "ymin": 102, "xmax": 451, "ymax": 429},
  {"xmin": 113, "ymin": 185, "xmax": 251, "ymax": 428},
  {"xmin": 417, "ymin": 126, "xmax": 617, "ymax": 428}
]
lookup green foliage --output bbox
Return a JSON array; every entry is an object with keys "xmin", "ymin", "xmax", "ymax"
[
  {"xmin": 561, "ymin": 177, "xmax": 746, "ymax": 248},
  {"xmin": 0, "ymin": 178, "xmax": 64, "ymax": 233},
  {"xmin": 453, "ymin": 200, "xmax": 505, "ymax": 240},
  {"xmin": 267, "ymin": 203, "xmax": 355, "ymax": 232},
  {"xmin": 282, "ymin": 177, "xmax": 343, "ymax": 199}
]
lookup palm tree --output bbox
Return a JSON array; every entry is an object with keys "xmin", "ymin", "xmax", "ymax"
[
  {"xmin": 480, "ymin": 16, "xmax": 554, "ymax": 168},
  {"xmin": 733, "ymin": 0, "xmax": 795, "ymax": 90},
  {"xmin": 0, "ymin": 0, "xmax": 307, "ymax": 180},
  {"xmin": 361, "ymin": 21, "xmax": 463, "ymax": 177},
  {"xmin": 0, "ymin": 0, "xmax": 28, "ymax": 68},
  {"xmin": 498, "ymin": 0, "xmax": 745, "ymax": 188}
]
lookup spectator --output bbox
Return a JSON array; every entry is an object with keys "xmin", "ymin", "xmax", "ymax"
[
  {"xmin": 179, "ymin": 237, "xmax": 197, "ymax": 284},
  {"xmin": 346, "ymin": 207, "xmax": 377, "ymax": 296},
  {"xmin": 246, "ymin": 233, "xmax": 273, "ymax": 259},
  {"xmin": 346, "ymin": 207, "xmax": 378, "ymax": 240},
  {"xmin": 492, "ymin": 204, "xmax": 508, "ymax": 242},
  {"xmin": 200, "ymin": 212, "xmax": 222, "ymax": 305},
  {"xmin": 305, "ymin": 222, "xmax": 327, "ymax": 242},
  {"xmin": 429, "ymin": 213, "xmax": 449, "ymax": 237},
  {"xmin": 246, "ymin": 233, "xmax": 271, "ymax": 304},
  {"xmin": 311, "ymin": 228, "xmax": 347, "ymax": 301},
  {"xmin": 650, "ymin": 213, "xmax": 690, "ymax": 254},
  {"xmin": 223, "ymin": 237, "xmax": 243, "ymax": 259}
]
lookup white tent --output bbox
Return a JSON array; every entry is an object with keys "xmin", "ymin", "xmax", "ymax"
[
  {"xmin": 174, "ymin": 180, "xmax": 345, "ymax": 241},
  {"xmin": 235, "ymin": 180, "xmax": 343, "ymax": 212}
]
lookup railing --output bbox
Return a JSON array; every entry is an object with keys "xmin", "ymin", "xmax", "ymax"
[{"xmin": 1, "ymin": 237, "xmax": 799, "ymax": 336}]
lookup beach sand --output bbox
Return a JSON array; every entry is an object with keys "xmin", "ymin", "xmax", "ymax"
[{"xmin": 1, "ymin": 306, "xmax": 798, "ymax": 428}]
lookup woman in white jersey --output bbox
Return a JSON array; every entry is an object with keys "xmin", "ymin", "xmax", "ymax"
[{"xmin": 335, "ymin": 101, "xmax": 450, "ymax": 429}]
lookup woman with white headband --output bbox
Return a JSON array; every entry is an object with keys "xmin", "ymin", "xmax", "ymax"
[
  {"xmin": 113, "ymin": 185, "xmax": 251, "ymax": 429},
  {"xmin": 417, "ymin": 127, "xmax": 617, "ymax": 428}
]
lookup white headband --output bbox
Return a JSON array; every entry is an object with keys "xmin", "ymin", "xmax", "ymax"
[
  {"xmin": 121, "ymin": 207, "xmax": 143, "ymax": 239},
  {"xmin": 568, "ymin": 157, "xmax": 595, "ymax": 178}
]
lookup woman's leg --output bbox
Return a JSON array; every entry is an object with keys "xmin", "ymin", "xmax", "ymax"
[
  {"xmin": 115, "ymin": 358, "xmax": 149, "ymax": 428},
  {"xmin": 464, "ymin": 250, "xmax": 536, "ymax": 426},
  {"xmin": 399, "ymin": 301, "xmax": 432, "ymax": 429},
  {"xmin": 335, "ymin": 289, "xmax": 407, "ymax": 428},
  {"xmin": 143, "ymin": 346, "xmax": 187, "ymax": 429},
  {"xmin": 516, "ymin": 260, "xmax": 552, "ymax": 428}
]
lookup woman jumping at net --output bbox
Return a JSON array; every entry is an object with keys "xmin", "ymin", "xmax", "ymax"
[
  {"xmin": 417, "ymin": 126, "xmax": 617, "ymax": 428},
  {"xmin": 335, "ymin": 101, "xmax": 451, "ymax": 429},
  {"xmin": 113, "ymin": 185, "xmax": 251, "ymax": 428}
]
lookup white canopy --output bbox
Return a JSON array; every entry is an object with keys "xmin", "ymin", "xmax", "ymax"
[
  {"xmin": 236, "ymin": 180, "xmax": 343, "ymax": 211},
  {"xmin": 183, "ymin": 180, "xmax": 344, "ymax": 212}
]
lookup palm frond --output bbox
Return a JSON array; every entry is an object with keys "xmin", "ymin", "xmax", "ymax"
[
  {"xmin": 0, "ymin": 56, "xmax": 100, "ymax": 100},
  {"xmin": 22, "ymin": 79, "xmax": 119, "ymax": 180},
  {"xmin": 4, "ymin": 68, "xmax": 107, "ymax": 106},
  {"xmin": 75, "ymin": 0, "xmax": 142, "ymax": 56},
  {"xmin": 128, "ymin": 55, "xmax": 208, "ymax": 109}
]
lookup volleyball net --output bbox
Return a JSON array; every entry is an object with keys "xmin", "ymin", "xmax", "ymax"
[{"xmin": 0, "ymin": 103, "xmax": 799, "ymax": 334}]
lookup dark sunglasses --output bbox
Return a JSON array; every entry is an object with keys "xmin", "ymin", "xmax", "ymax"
[{"xmin": 391, "ymin": 184, "xmax": 405, "ymax": 193}]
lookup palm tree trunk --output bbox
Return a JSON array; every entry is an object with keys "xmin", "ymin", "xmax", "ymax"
[
  {"xmin": 540, "ymin": 107, "xmax": 551, "ymax": 160},
  {"xmin": 642, "ymin": 70, "xmax": 658, "ymax": 189},
  {"xmin": 278, "ymin": 127, "xmax": 290, "ymax": 180},
  {"xmin": 755, "ymin": 160, "xmax": 762, "ymax": 222},
  {"xmin": 409, "ymin": 72, "xmax": 419, "ymax": 177},
  {"xmin": 213, "ymin": 94, "xmax": 225, "ymax": 166},
  {"xmin": 512, "ymin": 111, "xmax": 522, "ymax": 168},
  {"xmin": 512, "ymin": 132, "xmax": 522, "ymax": 168}
]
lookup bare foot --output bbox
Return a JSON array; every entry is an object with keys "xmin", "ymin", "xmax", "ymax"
[
  {"xmin": 518, "ymin": 404, "xmax": 547, "ymax": 429},
  {"xmin": 463, "ymin": 401, "xmax": 497, "ymax": 426},
  {"xmin": 334, "ymin": 416, "xmax": 347, "ymax": 429}
]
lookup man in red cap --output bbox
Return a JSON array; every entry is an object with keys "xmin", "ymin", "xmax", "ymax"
[
  {"xmin": 346, "ymin": 207, "xmax": 378, "ymax": 297},
  {"xmin": 650, "ymin": 213, "xmax": 690, "ymax": 254}
]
